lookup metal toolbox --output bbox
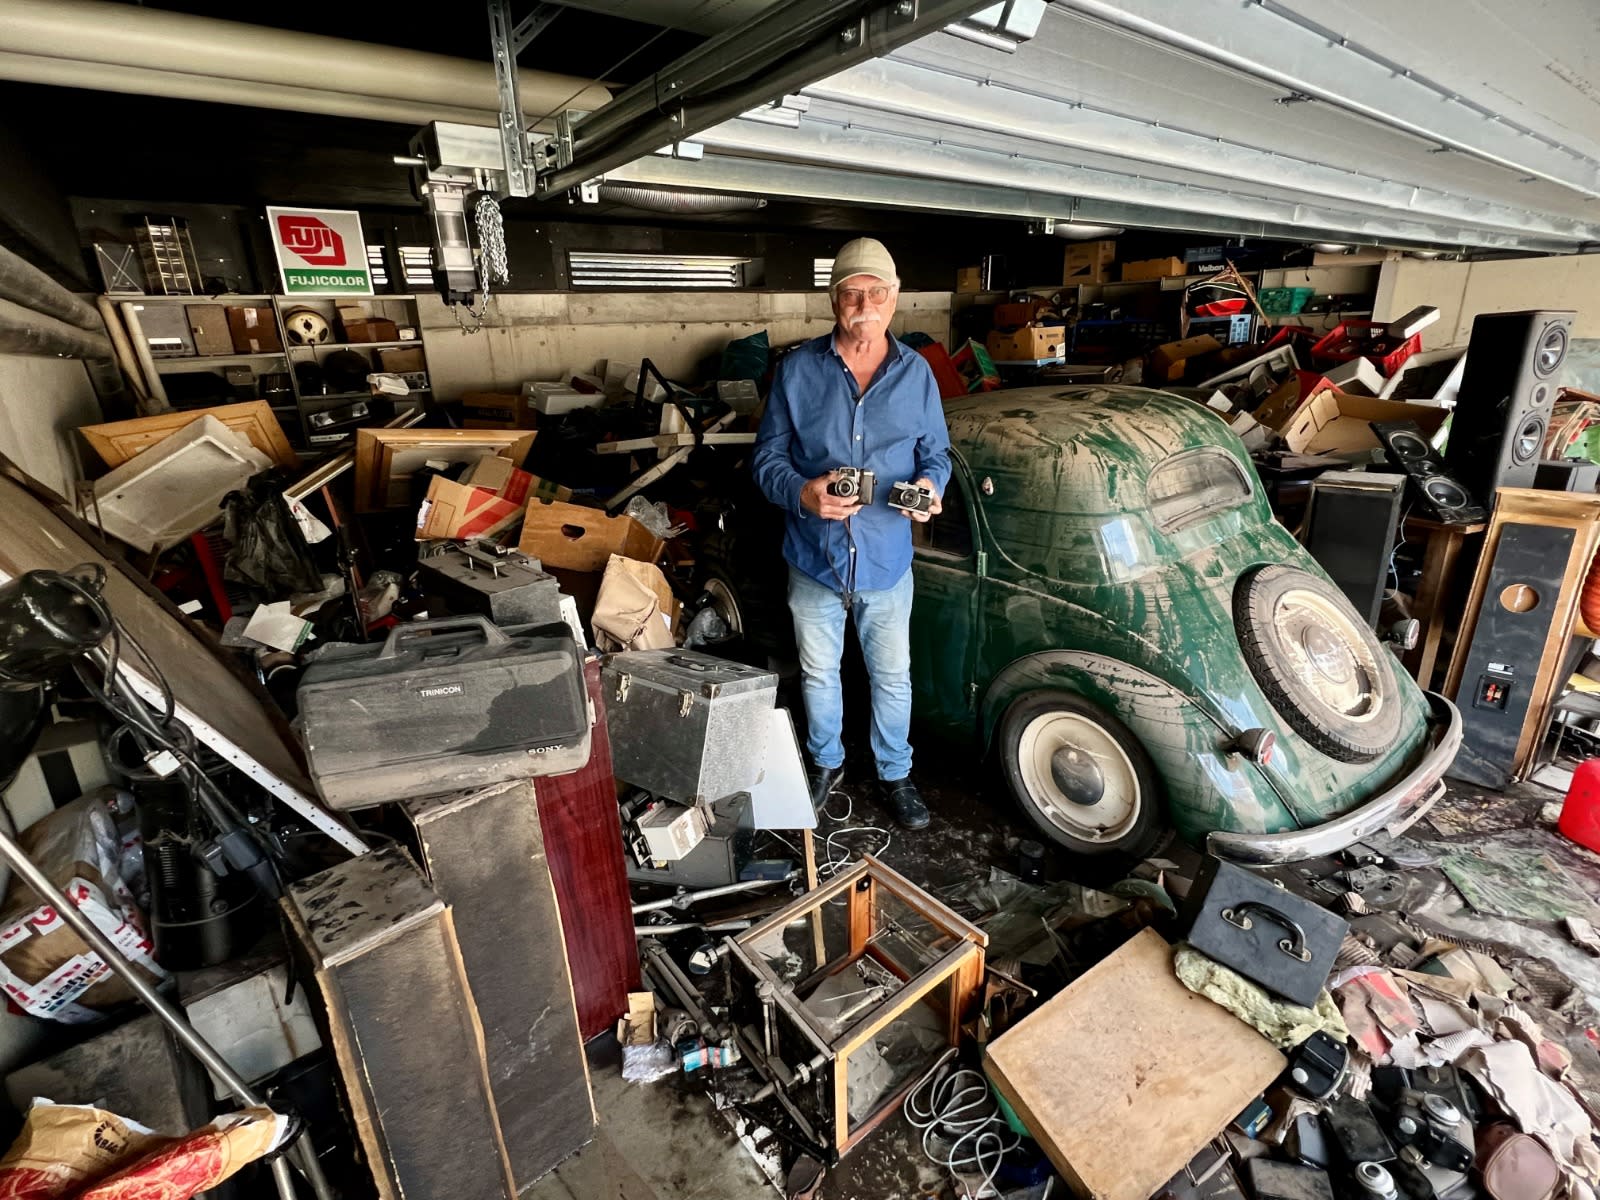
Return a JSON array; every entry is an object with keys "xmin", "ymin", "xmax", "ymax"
[
  {"xmin": 416, "ymin": 545, "xmax": 562, "ymax": 628},
  {"xmin": 298, "ymin": 616, "xmax": 590, "ymax": 810},
  {"xmin": 600, "ymin": 649, "xmax": 776, "ymax": 804}
]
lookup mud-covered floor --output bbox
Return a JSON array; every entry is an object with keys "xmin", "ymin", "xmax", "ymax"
[{"xmin": 529, "ymin": 734, "xmax": 1600, "ymax": 1200}]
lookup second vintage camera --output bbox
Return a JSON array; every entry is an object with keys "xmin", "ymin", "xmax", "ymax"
[
  {"xmin": 887, "ymin": 480, "xmax": 934, "ymax": 514},
  {"xmin": 827, "ymin": 467, "xmax": 876, "ymax": 504}
]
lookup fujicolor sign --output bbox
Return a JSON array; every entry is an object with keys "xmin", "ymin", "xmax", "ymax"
[{"xmin": 266, "ymin": 206, "xmax": 373, "ymax": 296}]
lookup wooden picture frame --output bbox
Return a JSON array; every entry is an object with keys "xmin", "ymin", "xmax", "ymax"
[
  {"xmin": 79, "ymin": 401, "xmax": 298, "ymax": 470},
  {"xmin": 353, "ymin": 428, "xmax": 536, "ymax": 512}
]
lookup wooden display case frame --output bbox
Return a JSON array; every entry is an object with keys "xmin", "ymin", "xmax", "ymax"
[{"xmin": 727, "ymin": 856, "xmax": 986, "ymax": 1159}]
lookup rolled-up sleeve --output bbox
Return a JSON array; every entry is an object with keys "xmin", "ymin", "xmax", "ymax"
[{"xmin": 752, "ymin": 366, "xmax": 810, "ymax": 518}]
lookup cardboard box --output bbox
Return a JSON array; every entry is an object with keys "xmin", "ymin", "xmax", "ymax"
[
  {"xmin": 987, "ymin": 324, "xmax": 1067, "ymax": 363},
  {"xmin": 1063, "ymin": 240, "xmax": 1116, "ymax": 284},
  {"xmin": 461, "ymin": 391, "xmax": 534, "ymax": 430},
  {"xmin": 343, "ymin": 317, "xmax": 400, "ymax": 343},
  {"xmin": 415, "ymin": 476, "xmax": 526, "ymax": 541},
  {"xmin": 1120, "ymin": 256, "xmax": 1187, "ymax": 283},
  {"xmin": 1199, "ymin": 390, "xmax": 1269, "ymax": 452},
  {"xmin": 462, "ymin": 453, "xmax": 571, "ymax": 505},
  {"xmin": 1280, "ymin": 387, "xmax": 1451, "ymax": 457},
  {"xmin": 1148, "ymin": 335, "xmax": 1222, "ymax": 383},
  {"xmin": 225, "ymin": 305, "xmax": 281, "ymax": 354},
  {"xmin": 955, "ymin": 266, "xmax": 984, "ymax": 293},
  {"xmin": 1248, "ymin": 376, "xmax": 1306, "ymax": 432},
  {"xmin": 378, "ymin": 346, "xmax": 426, "ymax": 374},
  {"xmin": 519, "ymin": 499, "xmax": 664, "ymax": 573},
  {"xmin": 185, "ymin": 304, "xmax": 234, "ymax": 356}
]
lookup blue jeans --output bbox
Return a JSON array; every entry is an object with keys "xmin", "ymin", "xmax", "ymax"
[{"xmin": 787, "ymin": 566, "xmax": 914, "ymax": 781}]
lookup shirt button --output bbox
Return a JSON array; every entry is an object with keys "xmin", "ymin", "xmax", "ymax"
[{"xmin": 855, "ymin": 434, "xmax": 862, "ymax": 441}]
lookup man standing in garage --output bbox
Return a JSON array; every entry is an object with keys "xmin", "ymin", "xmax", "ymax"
[{"xmin": 752, "ymin": 238, "xmax": 951, "ymax": 830}]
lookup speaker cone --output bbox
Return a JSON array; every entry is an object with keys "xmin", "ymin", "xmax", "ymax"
[
  {"xmin": 1389, "ymin": 431, "xmax": 1430, "ymax": 460},
  {"xmin": 1513, "ymin": 415, "xmax": 1546, "ymax": 463},
  {"xmin": 1423, "ymin": 478, "xmax": 1469, "ymax": 509},
  {"xmin": 1535, "ymin": 325, "xmax": 1568, "ymax": 376}
]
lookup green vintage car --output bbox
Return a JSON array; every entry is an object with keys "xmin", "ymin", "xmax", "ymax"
[{"xmin": 905, "ymin": 385, "xmax": 1461, "ymax": 865}]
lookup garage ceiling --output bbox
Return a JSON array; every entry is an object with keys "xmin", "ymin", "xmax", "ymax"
[
  {"xmin": 587, "ymin": 0, "xmax": 1600, "ymax": 252},
  {"xmin": 9, "ymin": 0, "xmax": 1600, "ymax": 253}
]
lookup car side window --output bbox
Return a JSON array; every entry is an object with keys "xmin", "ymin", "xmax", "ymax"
[{"xmin": 913, "ymin": 472, "xmax": 974, "ymax": 559}]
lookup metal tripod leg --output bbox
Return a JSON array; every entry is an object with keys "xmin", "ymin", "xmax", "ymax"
[{"xmin": 0, "ymin": 828, "xmax": 330, "ymax": 1200}]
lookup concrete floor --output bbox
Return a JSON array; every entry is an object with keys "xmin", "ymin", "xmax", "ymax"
[{"xmin": 528, "ymin": 734, "xmax": 1600, "ymax": 1200}]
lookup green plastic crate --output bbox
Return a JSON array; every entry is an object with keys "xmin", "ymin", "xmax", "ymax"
[{"xmin": 1258, "ymin": 286, "xmax": 1314, "ymax": 315}]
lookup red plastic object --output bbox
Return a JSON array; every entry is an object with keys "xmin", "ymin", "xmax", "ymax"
[
  {"xmin": 1193, "ymin": 297, "xmax": 1249, "ymax": 317},
  {"xmin": 1559, "ymin": 759, "xmax": 1600, "ymax": 854},
  {"xmin": 1311, "ymin": 320, "xmax": 1422, "ymax": 378},
  {"xmin": 1582, "ymin": 550, "xmax": 1600, "ymax": 635},
  {"xmin": 918, "ymin": 342, "xmax": 967, "ymax": 401}
]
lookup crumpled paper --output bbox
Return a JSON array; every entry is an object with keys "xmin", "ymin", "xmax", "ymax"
[
  {"xmin": 1174, "ymin": 943, "xmax": 1348, "ymax": 1049},
  {"xmin": 1461, "ymin": 1039, "xmax": 1600, "ymax": 1185}
]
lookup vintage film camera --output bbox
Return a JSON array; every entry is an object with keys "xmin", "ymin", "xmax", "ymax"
[
  {"xmin": 887, "ymin": 480, "xmax": 934, "ymax": 514},
  {"xmin": 827, "ymin": 467, "xmax": 875, "ymax": 504}
]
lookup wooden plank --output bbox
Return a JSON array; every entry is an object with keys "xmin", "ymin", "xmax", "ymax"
[
  {"xmin": 0, "ymin": 469, "xmax": 329, "ymax": 817},
  {"xmin": 984, "ymin": 929, "xmax": 1285, "ymax": 1200},
  {"xmin": 533, "ymin": 658, "xmax": 640, "ymax": 1039},
  {"xmin": 79, "ymin": 400, "xmax": 297, "ymax": 469},
  {"xmin": 1400, "ymin": 521, "xmax": 1474, "ymax": 691},
  {"xmin": 406, "ymin": 782, "xmax": 596, "ymax": 1188}
]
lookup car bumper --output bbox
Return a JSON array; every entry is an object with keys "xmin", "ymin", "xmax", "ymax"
[{"xmin": 1206, "ymin": 691, "xmax": 1462, "ymax": 866}]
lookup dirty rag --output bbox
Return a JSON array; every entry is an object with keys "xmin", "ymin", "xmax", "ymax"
[{"xmin": 1174, "ymin": 944, "xmax": 1348, "ymax": 1049}]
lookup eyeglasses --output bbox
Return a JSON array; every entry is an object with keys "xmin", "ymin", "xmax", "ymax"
[{"xmin": 836, "ymin": 285, "xmax": 893, "ymax": 305}]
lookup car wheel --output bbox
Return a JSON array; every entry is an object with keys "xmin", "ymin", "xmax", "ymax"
[
  {"xmin": 695, "ymin": 531, "xmax": 795, "ymax": 665},
  {"xmin": 1234, "ymin": 564, "xmax": 1402, "ymax": 763},
  {"xmin": 998, "ymin": 690, "xmax": 1167, "ymax": 862}
]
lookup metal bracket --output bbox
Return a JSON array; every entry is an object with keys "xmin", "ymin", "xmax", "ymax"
[
  {"xmin": 487, "ymin": 0, "xmax": 541, "ymax": 197},
  {"xmin": 511, "ymin": 2, "xmax": 561, "ymax": 54}
]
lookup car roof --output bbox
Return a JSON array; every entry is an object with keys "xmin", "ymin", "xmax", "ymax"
[{"xmin": 943, "ymin": 385, "xmax": 1231, "ymax": 465}]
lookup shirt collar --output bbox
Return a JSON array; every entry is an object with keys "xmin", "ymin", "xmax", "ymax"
[{"xmin": 823, "ymin": 327, "xmax": 906, "ymax": 362}]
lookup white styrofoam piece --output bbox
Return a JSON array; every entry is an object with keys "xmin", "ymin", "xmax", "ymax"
[
  {"xmin": 748, "ymin": 706, "xmax": 817, "ymax": 831},
  {"xmin": 1322, "ymin": 355, "xmax": 1386, "ymax": 396},
  {"xmin": 1378, "ymin": 347, "xmax": 1467, "ymax": 406},
  {"xmin": 91, "ymin": 414, "xmax": 271, "ymax": 552},
  {"xmin": 521, "ymin": 379, "xmax": 606, "ymax": 415}
]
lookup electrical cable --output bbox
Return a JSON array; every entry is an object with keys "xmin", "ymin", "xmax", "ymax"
[{"xmin": 904, "ymin": 1056, "xmax": 1021, "ymax": 1200}]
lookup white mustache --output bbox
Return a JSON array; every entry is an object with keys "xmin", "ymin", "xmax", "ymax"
[{"xmin": 847, "ymin": 313, "xmax": 882, "ymax": 327}]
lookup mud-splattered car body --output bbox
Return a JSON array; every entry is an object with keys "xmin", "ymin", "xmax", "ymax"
[{"xmin": 908, "ymin": 385, "xmax": 1461, "ymax": 862}]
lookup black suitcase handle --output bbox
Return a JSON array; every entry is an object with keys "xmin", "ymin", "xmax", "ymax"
[
  {"xmin": 1220, "ymin": 901, "xmax": 1313, "ymax": 963},
  {"xmin": 377, "ymin": 615, "xmax": 510, "ymax": 659}
]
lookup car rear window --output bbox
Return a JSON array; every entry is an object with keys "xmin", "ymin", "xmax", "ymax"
[{"xmin": 1147, "ymin": 449, "xmax": 1253, "ymax": 533}]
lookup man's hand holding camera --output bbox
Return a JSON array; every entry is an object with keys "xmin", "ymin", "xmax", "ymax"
[{"xmin": 800, "ymin": 470, "xmax": 865, "ymax": 521}]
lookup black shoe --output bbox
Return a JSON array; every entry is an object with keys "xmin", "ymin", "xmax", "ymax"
[
  {"xmin": 880, "ymin": 778, "xmax": 930, "ymax": 830},
  {"xmin": 808, "ymin": 763, "xmax": 844, "ymax": 812}
]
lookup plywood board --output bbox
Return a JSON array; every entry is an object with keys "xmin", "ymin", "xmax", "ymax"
[
  {"xmin": 984, "ymin": 929, "xmax": 1285, "ymax": 1200},
  {"xmin": 353, "ymin": 427, "xmax": 535, "ymax": 512},
  {"xmin": 0, "ymin": 467, "xmax": 361, "ymax": 853},
  {"xmin": 80, "ymin": 401, "xmax": 297, "ymax": 469}
]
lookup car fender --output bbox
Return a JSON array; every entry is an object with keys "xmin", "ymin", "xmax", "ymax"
[{"xmin": 980, "ymin": 651, "xmax": 1302, "ymax": 842}]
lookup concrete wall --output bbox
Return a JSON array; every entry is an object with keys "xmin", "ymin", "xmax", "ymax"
[
  {"xmin": 1373, "ymin": 254, "xmax": 1600, "ymax": 350},
  {"xmin": 418, "ymin": 290, "xmax": 954, "ymax": 399},
  {"xmin": 0, "ymin": 355, "xmax": 100, "ymax": 499}
]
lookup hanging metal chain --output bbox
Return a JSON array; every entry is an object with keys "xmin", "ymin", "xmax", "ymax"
[{"xmin": 453, "ymin": 193, "xmax": 511, "ymax": 334}]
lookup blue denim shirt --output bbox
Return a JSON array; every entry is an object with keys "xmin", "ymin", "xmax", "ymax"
[{"xmin": 752, "ymin": 331, "xmax": 952, "ymax": 593}]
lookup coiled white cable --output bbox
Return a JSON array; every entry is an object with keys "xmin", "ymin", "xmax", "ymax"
[{"xmin": 904, "ymin": 1053, "xmax": 1020, "ymax": 1199}]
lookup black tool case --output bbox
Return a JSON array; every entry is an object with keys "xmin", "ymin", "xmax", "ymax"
[
  {"xmin": 298, "ymin": 616, "xmax": 590, "ymax": 810},
  {"xmin": 416, "ymin": 545, "xmax": 562, "ymax": 628},
  {"xmin": 1183, "ymin": 856, "xmax": 1347, "ymax": 1009}
]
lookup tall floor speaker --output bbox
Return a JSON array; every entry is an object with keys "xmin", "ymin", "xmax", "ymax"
[
  {"xmin": 1445, "ymin": 309, "xmax": 1574, "ymax": 504},
  {"xmin": 1443, "ymin": 489, "xmax": 1600, "ymax": 788},
  {"xmin": 1302, "ymin": 471, "xmax": 1406, "ymax": 628}
]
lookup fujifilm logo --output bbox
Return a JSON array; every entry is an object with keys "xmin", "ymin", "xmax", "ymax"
[{"xmin": 417, "ymin": 682, "xmax": 465, "ymax": 699}]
